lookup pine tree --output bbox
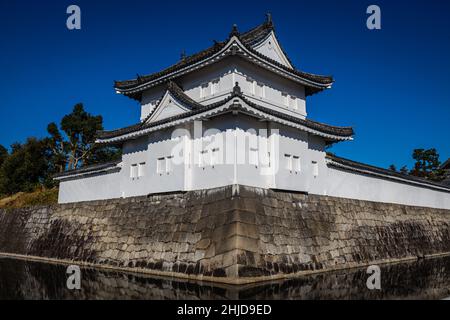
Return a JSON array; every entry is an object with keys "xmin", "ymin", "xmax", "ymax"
[
  {"xmin": 409, "ymin": 148, "xmax": 445, "ymax": 182},
  {"xmin": 47, "ymin": 103, "xmax": 121, "ymax": 172}
]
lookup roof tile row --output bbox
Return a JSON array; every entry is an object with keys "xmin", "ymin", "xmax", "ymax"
[
  {"xmin": 97, "ymin": 83, "xmax": 353, "ymax": 142},
  {"xmin": 114, "ymin": 19, "xmax": 333, "ymax": 98}
]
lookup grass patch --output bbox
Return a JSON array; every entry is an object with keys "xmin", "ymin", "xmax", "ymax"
[{"xmin": 0, "ymin": 188, "xmax": 58, "ymax": 209}]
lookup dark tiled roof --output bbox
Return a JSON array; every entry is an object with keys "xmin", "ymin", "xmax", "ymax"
[
  {"xmin": 114, "ymin": 19, "xmax": 333, "ymax": 98},
  {"xmin": 140, "ymin": 81, "xmax": 203, "ymax": 124},
  {"xmin": 440, "ymin": 158, "xmax": 450, "ymax": 170},
  {"xmin": 240, "ymin": 19, "xmax": 274, "ymax": 46},
  {"xmin": 241, "ymin": 95, "xmax": 352, "ymax": 137},
  {"xmin": 327, "ymin": 154, "xmax": 450, "ymax": 191},
  {"xmin": 53, "ymin": 160, "xmax": 121, "ymax": 179},
  {"xmin": 97, "ymin": 90, "xmax": 236, "ymax": 141},
  {"xmin": 167, "ymin": 81, "xmax": 203, "ymax": 109},
  {"xmin": 97, "ymin": 84, "xmax": 353, "ymax": 142},
  {"xmin": 115, "ymin": 41, "xmax": 226, "ymax": 92},
  {"xmin": 166, "ymin": 81, "xmax": 204, "ymax": 109}
]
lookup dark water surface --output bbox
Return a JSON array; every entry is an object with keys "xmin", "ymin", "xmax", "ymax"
[{"xmin": 0, "ymin": 256, "xmax": 449, "ymax": 300}]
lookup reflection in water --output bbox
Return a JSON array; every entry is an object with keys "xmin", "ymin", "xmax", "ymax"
[{"xmin": 0, "ymin": 256, "xmax": 449, "ymax": 300}]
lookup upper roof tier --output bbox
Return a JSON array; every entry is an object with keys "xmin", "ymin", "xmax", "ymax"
[{"xmin": 114, "ymin": 15, "xmax": 334, "ymax": 100}]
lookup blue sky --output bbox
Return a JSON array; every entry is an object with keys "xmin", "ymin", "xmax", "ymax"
[{"xmin": 1, "ymin": 0, "xmax": 449, "ymax": 169}]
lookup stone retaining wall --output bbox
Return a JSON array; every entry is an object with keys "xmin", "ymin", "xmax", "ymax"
[{"xmin": 0, "ymin": 185, "xmax": 449, "ymax": 284}]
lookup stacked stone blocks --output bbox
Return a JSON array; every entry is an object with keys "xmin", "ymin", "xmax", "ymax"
[{"xmin": 0, "ymin": 185, "xmax": 448, "ymax": 283}]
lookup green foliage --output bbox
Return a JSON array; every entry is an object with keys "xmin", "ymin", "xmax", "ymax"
[
  {"xmin": 388, "ymin": 149, "xmax": 445, "ymax": 182},
  {"xmin": 47, "ymin": 103, "xmax": 120, "ymax": 171},
  {"xmin": 0, "ymin": 145, "xmax": 7, "ymax": 167},
  {"xmin": 409, "ymin": 148, "xmax": 445, "ymax": 182},
  {"xmin": 388, "ymin": 164, "xmax": 397, "ymax": 172},
  {"xmin": 85, "ymin": 145, "xmax": 122, "ymax": 166},
  {"xmin": 389, "ymin": 164, "xmax": 410, "ymax": 176},
  {"xmin": 0, "ymin": 103, "xmax": 121, "ymax": 196},
  {"xmin": 399, "ymin": 166, "xmax": 409, "ymax": 175},
  {"xmin": 0, "ymin": 138, "xmax": 51, "ymax": 195}
]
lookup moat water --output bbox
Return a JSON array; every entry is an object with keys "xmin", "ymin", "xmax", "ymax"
[{"xmin": 0, "ymin": 256, "xmax": 449, "ymax": 300}]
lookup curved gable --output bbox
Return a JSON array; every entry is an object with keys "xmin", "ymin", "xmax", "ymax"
[
  {"xmin": 146, "ymin": 91, "xmax": 191, "ymax": 123},
  {"xmin": 252, "ymin": 31, "xmax": 293, "ymax": 69},
  {"xmin": 114, "ymin": 17, "xmax": 333, "ymax": 99}
]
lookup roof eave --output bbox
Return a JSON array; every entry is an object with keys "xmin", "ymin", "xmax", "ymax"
[
  {"xmin": 53, "ymin": 161, "xmax": 122, "ymax": 181},
  {"xmin": 114, "ymin": 37, "xmax": 333, "ymax": 98},
  {"xmin": 326, "ymin": 154, "xmax": 450, "ymax": 192},
  {"xmin": 96, "ymin": 93, "xmax": 353, "ymax": 144}
]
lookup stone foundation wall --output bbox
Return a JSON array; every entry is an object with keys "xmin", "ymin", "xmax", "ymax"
[{"xmin": 0, "ymin": 185, "xmax": 449, "ymax": 284}]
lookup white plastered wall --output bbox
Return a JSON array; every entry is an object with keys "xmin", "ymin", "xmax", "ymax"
[
  {"xmin": 324, "ymin": 166, "xmax": 450, "ymax": 209},
  {"xmin": 58, "ymin": 113, "xmax": 450, "ymax": 209},
  {"xmin": 140, "ymin": 57, "xmax": 307, "ymax": 121},
  {"xmin": 58, "ymin": 170, "xmax": 121, "ymax": 203}
]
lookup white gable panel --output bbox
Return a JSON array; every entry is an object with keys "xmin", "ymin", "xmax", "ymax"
[
  {"xmin": 153, "ymin": 103, "xmax": 187, "ymax": 122},
  {"xmin": 252, "ymin": 32, "xmax": 293, "ymax": 69},
  {"xmin": 147, "ymin": 91, "xmax": 190, "ymax": 123}
]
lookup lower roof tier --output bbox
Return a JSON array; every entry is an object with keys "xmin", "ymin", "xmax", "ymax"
[{"xmin": 97, "ymin": 83, "xmax": 354, "ymax": 145}]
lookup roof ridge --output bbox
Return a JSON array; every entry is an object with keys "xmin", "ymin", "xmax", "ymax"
[
  {"xmin": 232, "ymin": 87, "xmax": 353, "ymax": 136},
  {"xmin": 326, "ymin": 153, "xmax": 450, "ymax": 190},
  {"xmin": 166, "ymin": 81, "xmax": 204, "ymax": 109},
  {"xmin": 114, "ymin": 16, "xmax": 333, "ymax": 98},
  {"xmin": 139, "ymin": 81, "xmax": 204, "ymax": 126},
  {"xmin": 440, "ymin": 158, "xmax": 450, "ymax": 169},
  {"xmin": 239, "ymin": 19, "xmax": 274, "ymax": 45},
  {"xmin": 113, "ymin": 21, "xmax": 270, "ymax": 90},
  {"xmin": 244, "ymin": 44, "xmax": 332, "ymax": 84},
  {"xmin": 53, "ymin": 159, "xmax": 121, "ymax": 179}
]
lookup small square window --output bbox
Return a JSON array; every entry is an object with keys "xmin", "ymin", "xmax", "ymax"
[
  {"xmin": 312, "ymin": 161, "xmax": 319, "ymax": 177},
  {"xmin": 199, "ymin": 150, "xmax": 208, "ymax": 168},
  {"xmin": 246, "ymin": 77, "xmax": 255, "ymax": 94},
  {"xmin": 256, "ymin": 82, "xmax": 265, "ymax": 98},
  {"xmin": 157, "ymin": 158, "xmax": 165, "ymax": 175},
  {"xmin": 211, "ymin": 148, "xmax": 220, "ymax": 167},
  {"xmin": 293, "ymin": 156, "xmax": 300, "ymax": 173},
  {"xmin": 282, "ymin": 92, "xmax": 289, "ymax": 106},
  {"xmin": 211, "ymin": 79, "xmax": 219, "ymax": 95},
  {"xmin": 249, "ymin": 148, "xmax": 258, "ymax": 167},
  {"xmin": 166, "ymin": 156, "xmax": 173, "ymax": 174},
  {"xmin": 285, "ymin": 154, "xmax": 292, "ymax": 171},
  {"xmin": 200, "ymin": 83, "xmax": 209, "ymax": 98},
  {"xmin": 290, "ymin": 95, "xmax": 298, "ymax": 109},
  {"xmin": 130, "ymin": 164, "xmax": 138, "ymax": 179},
  {"xmin": 138, "ymin": 162, "xmax": 146, "ymax": 177}
]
